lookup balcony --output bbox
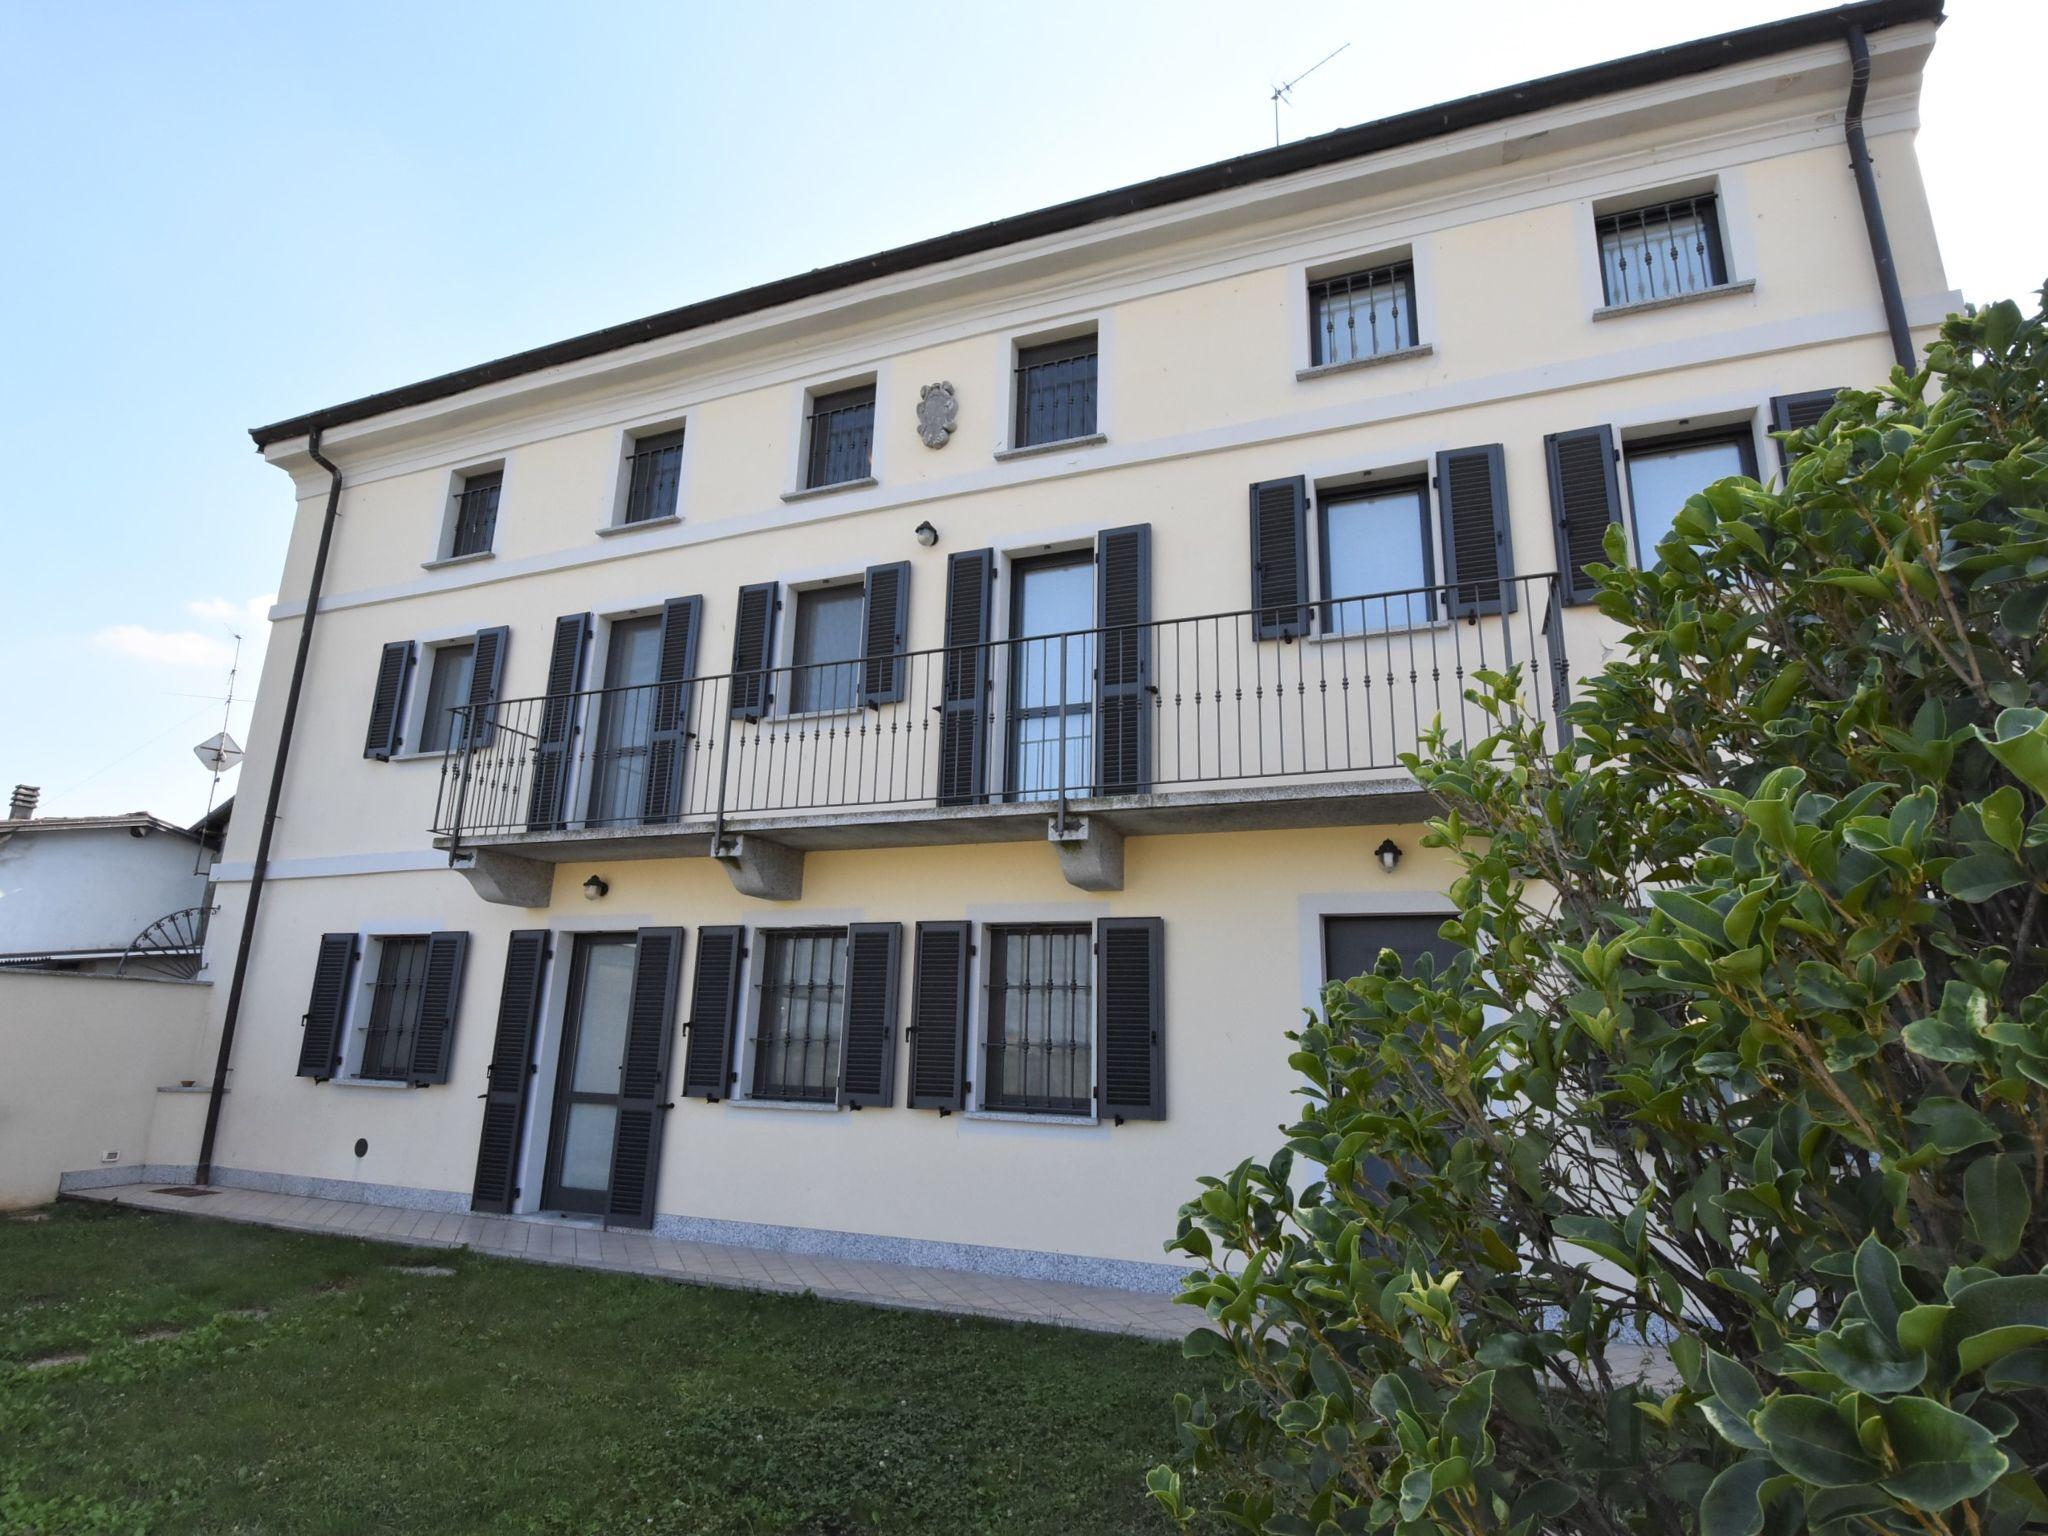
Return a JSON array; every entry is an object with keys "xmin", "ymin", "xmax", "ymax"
[{"xmin": 431, "ymin": 574, "xmax": 1574, "ymax": 904}]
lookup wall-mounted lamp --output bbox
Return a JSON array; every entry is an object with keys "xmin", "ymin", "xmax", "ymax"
[
  {"xmin": 913, "ymin": 520, "xmax": 939, "ymax": 548},
  {"xmin": 582, "ymin": 875, "xmax": 609, "ymax": 901},
  {"xmin": 1374, "ymin": 839, "xmax": 1403, "ymax": 875}
]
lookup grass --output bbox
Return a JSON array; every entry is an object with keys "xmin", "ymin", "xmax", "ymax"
[{"xmin": 1, "ymin": 1202, "xmax": 1213, "ymax": 1535}]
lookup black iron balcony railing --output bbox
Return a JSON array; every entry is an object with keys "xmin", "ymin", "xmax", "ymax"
[{"xmin": 432, "ymin": 573, "xmax": 1572, "ymax": 853}]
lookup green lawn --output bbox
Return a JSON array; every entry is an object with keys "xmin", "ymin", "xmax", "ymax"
[{"xmin": 1, "ymin": 1202, "xmax": 1209, "ymax": 1535}]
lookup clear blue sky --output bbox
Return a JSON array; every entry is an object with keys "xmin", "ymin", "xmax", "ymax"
[{"xmin": 1, "ymin": 0, "xmax": 2035, "ymax": 822}]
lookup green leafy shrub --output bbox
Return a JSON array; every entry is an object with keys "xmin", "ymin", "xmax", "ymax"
[{"xmin": 1149, "ymin": 289, "xmax": 2048, "ymax": 1536}]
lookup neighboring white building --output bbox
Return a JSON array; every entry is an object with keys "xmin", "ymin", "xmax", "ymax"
[
  {"xmin": 90, "ymin": 2, "xmax": 1956, "ymax": 1289},
  {"xmin": 0, "ymin": 788, "xmax": 225, "ymax": 976}
]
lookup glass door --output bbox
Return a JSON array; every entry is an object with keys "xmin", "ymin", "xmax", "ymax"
[
  {"xmin": 540, "ymin": 935, "xmax": 636, "ymax": 1216},
  {"xmin": 587, "ymin": 616, "xmax": 663, "ymax": 826},
  {"xmin": 1005, "ymin": 552, "xmax": 1095, "ymax": 800}
]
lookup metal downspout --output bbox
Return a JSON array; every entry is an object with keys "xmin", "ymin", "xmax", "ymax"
[
  {"xmin": 1844, "ymin": 24, "xmax": 1918, "ymax": 372},
  {"xmin": 195, "ymin": 430, "xmax": 344, "ymax": 1184}
]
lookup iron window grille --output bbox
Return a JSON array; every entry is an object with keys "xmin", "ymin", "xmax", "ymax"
[
  {"xmin": 1596, "ymin": 195, "xmax": 1727, "ymax": 307},
  {"xmin": 1013, "ymin": 337, "xmax": 1098, "ymax": 447},
  {"xmin": 448, "ymin": 472, "xmax": 501, "ymax": 558},
  {"xmin": 1308, "ymin": 261, "xmax": 1416, "ymax": 367},
  {"xmin": 751, "ymin": 929, "xmax": 849, "ymax": 1103},
  {"xmin": 804, "ymin": 386, "xmax": 876, "ymax": 489},
  {"xmin": 985, "ymin": 925, "xmax": 1092, "ymax": 1115},
  {"xmin": 358, "ymin": 937, "xmax": 430, "ymax": 1081},
  {"xmin": 622, "ymin": 429, "xmax": 685, "ymax": 524}
]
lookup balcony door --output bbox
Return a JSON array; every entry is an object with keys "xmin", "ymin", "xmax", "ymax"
[
  {"xmin": 1005, "ymin": 551, "xmax": 1095, "ymax": 800},
  {"xmin": 588, "ymin": 615, "xmax": 663, "ymax": 827},
  {"xmin": 541, "ymin": 934, "xmax": 636, "ymax": 1216}
]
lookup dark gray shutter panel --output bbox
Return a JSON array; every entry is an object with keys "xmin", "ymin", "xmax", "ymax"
[
  {"xmin": 1770, "ymin": 388, "xmax": 1842, "ymax": 469},
  {"xmin": 642, "ymin": 596, "xmax": 703, "ymax": 824},
  {"xmin": 938, "ymin": 550, "xmax": 994, "ymax": 806},
  {"xmin": 1544, "ymin": 426, "xmax": 1621, "ymax": 605},
  {"xmin": 363, "ymin": 642, "xmax": 414, "ymax": 760},
  {"xmin": 471, "ymin": 930, "xmax": 549, "ymax": 1213},
  {"xmin": 296, "ymin": 933, "xmax": 357, "ymax": 1080},
  {"xmin": 860, "ymin": 561, "xmax": 910, "ymax": 706},
  {"xmin": 461, "ymin": 626, "xmax": 509, "ymax": 748},
  {"xmin": 838, "ymin": 922, "xmax": 903, "ymax": 1108},
  {"xmin": 1436, "ymin": 444, "xmax": 1516, "ymax": 617},
  {"xmin": 406, "ymin": 931, "xmax": 469, "ymax": 1085},
  {"xmin": 1097, "ymin": 916, "xmax": 1164, "ymax": 1121},
  {"xmin": 728, "ymin": 583, "xmax": 779, "ymax": 720},
  {"xmin": 526, "ymin": 614, "xmax": 589, "ymax": 831},
  {"xmin": 907, "ymin": 921, "xmax": 971, "ymax": 1111},
  {"xmin": 605, "ymin": 926, "xmax": 685, "ymax": 1229},
  {"xmin": 1249, "ymin": 477, "xmax": 1310, "ymax": 640},
  {"xmin": 680, "ymin": 925, "xmax": 744, "ymax": 1099},
  {"xmin": 1095, "ymin": 523, "xmax": 1153, "ymax": 794}
]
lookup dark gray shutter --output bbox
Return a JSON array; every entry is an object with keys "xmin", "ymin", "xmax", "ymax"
[
  {"xmin": 728, "ymin": 582, "xmax": 779, "ymax": 720},
  {"xmin": 907, "ymin": 921, "xmax": 971, "ymax": 1111},
  {"xmin": 642, "ymin": 596, "xmax": 703, "ymax": 824},
  {"xmin": 1249, "ymin": 477, "xmax": 1310, "ymax": 640},
  {"xmin": 860, "ymin": 561, "xmax": 910, "ymax": 706},
  {"xmin": 1436, "ymin": 444, "xmax": 1516, "ymax": 617},
  {"xmin": 296, "ymin": 933, "xmax": 357, "ymax": 1080},
  {"xmin": 680, "ymin": 925, "xmax": 744, "ymax": 1100},
  {"xmin": 363, "ymin": 642, "xmax": 414, "ymax": 760},
  {"xmin": 1095, "ymin": 523, "xmax": 1152, "ymax": 794},
  {"xmin": 838, "ymin": 922, "xmax": 903, "ymax": 1108},
  {"xmin": 526, "ymin": 614, "xmax": 589, "ymax": 830},
  {"xmin": 1770, "ymin": 389, "xmax": 1842, "ymax": 469},
  {"xmin": 471, "ymin": 930, "xmax": 549, "ymax": 1214},
  {"xmin": 938, "ymin": 550, "xmax": 994, "ymax": 806},
  {"xmin": 405, "ymin": 932, "xmax": 469, "ymax": 1085},
  {"xmin": 462, "ymin": 626, "xmax": 509, "ymax": 748},
  {"xmin": 1097, "ymin": 916, "xmax": 1164, "ymax": 1121},
  {"xmin": 605, "ymin": 927, "xmax": 685, "ymax": 1229},
  {"xmin": 1544, "ymin": 426, "xmax": 1621, "ymax": 605}
]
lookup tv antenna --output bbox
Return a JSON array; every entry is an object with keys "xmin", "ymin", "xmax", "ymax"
[
  {"xmin": 189, "ymin": 633, "xmax": 244, "ymax": 876},
  {"xmin": 1270, "ymin": 43, "xmax": 1351, "ymax": 146}
]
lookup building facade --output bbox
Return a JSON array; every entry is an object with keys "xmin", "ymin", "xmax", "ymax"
[{"xmin": 190, "ymin": 3, "xmax": 1953, "ymax": 1290}]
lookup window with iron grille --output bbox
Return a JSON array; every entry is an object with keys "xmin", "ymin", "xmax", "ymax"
[
  {"xmin": 1308, "ymin": 261, "xmax": 1416, "ymax": 367},
  {"xmin": 804, "ymin": 385, "xmax": 876, "ymax": 489},
  {"xmin": 985, "ymin": 925, "xmax": 1092, "ymax": 1115},
  {"xmin": 357, "ymin": 937, "xmax": 430, "ymax": 1081},
  {"xmin": 448, "ymin": 471, "xmax": 501, "ymax": 557},
  {"xmin": 750, "ymin": 929, "xmax": 849, "ymax": 1103},
  {"xmin": 1013, "ymin": 336, "xmax": 1097, "ymax": 447},
  {"xmin": 622, "ymin": 429, "xmax": 685, "ymax": 524},
  {"xmin": 1596, "ymin": 194, "xmax": 1728, "ymax": 307}
]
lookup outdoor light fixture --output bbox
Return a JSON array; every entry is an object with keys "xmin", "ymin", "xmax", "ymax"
[
  {"xmin": 913, "ymin": 520, "xmax": 939, "ymax": 548},
  {"xmin": 583, "ymin": 875, "xmax": 609, "ymax": 901},
  {"xmin": 1375, "ymin": 839, "xmax": 1403, "ymax": 874}
]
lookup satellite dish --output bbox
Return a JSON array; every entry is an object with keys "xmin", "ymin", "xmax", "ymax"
[{"xmin": 194, "ymin": 731, "xmax": 244, "ymax": 773}]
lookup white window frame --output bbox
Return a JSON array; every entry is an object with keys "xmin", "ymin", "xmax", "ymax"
[
  {"xmin": 1289, "ymin": 240, "xmax": 1434, "ymax": 380},
  {"xmin": 566, "ymin": 603, "xmax": 668, "ymax": 830},
  {"xmin": 994, "ymin": 315, "xmax": 1109, "ymax": 460},
  {"xmin": 398, "ymin": 631, "xmax": 481, "ymax": 760},
  {"xmin": 332, "ymin": 923, "xmax": 439, "ymax": 1089},
  {"xmin": 984, "ymin": 530, "xmax": 1099, "ymax": 803},
  {"xmin": 775, "ymin": 575, "xmax": 868, "ymax": 721},
  {"xmin": 427, "ymin": 456, "xmax": 509, "ymax": 567},
  {"xmin": 1305, "ymin": 460, "xmax": 1439, "ymax": 640},
  {"xmin": 784, "ymin": 368, "xmax": 883, "ymax": 500},
  {"xmin": 728, "ymin": 914, "xmax": 862, "ymax": 1113},
  {"xmin": 961, "ymin": 900, "xmax": 1111, "ymax": 1126},
  {"xmin": 1580, "ymin": 171, "xmax": 1758, "ymax": 318},
  {"xmin": 598, "ymin": 415, "xmax": 691, "ymax": 535}
]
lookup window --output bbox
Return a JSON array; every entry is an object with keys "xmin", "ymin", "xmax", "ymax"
[
  {"xmin": 789, "ymin": 584, "xmax": 863, "ymax": 713},
  {"xmin": 1318, "ymin": 482, "xmax": 1434, "ymax": 633},
  {"xmin": 589, "ymin": 615, "xmax": 664, "ymax": 826},
  {"xmin": 357, "ymin": 937, "xmax": 430, "ymax": 1082},
  {"xmin": 804, "ymin": 385, "xmax": 875, "ymax": 489},
  {"xmin": 1013, "ymin": 335, "xmax": 1097, "ymax": 447},
  {"xmin": 621, "ymin": 429, "xmax": 684, "ymax": 525},
  {"xmin": 985, "ymin": 924, "xmax": 1092, "ymax": 1114},
  {"xmin": 1624, "ymin": 428, "xmax": 1757, "ymax": 568},
  {"xmin": 448, "ymin": 471, "xmax": 501, "ymax": 557},
  {"xmin": 1323, "ymin": 914, "xmax": 1459, "ymax": 984},
  {"xmin": 1596, "ymin": 194, "xmax": 1727, "ymax": 307},
  {"xmin": 1005, "ymin": 551, "xmax": 1094, "ymax": 800},
  {"xmin": 1309, "ymin": 261, "xmax": 1416, "ymax": 366},
  {"xmin": 417, "ymin": 642, "xmax": 476, "ymax": 754},
  {"xmin": 751, "ymin": 929, "xmax": 848, "ymax": 1103}
]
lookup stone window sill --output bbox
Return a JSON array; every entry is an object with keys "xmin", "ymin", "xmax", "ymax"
[
  {"xmin": 1592, "ymin": 278, "xmax": 1756, "ymax": 321},
  {"xmin": 781, "ymin": 476, "xmax": 877, "ymax": 504},
  {"xmin": 596, "ymin": 514, "xmax": 681, "ymax": 537},
  {"xmin": 993, "ymin": 432, "xmax": 1107, "ymax": 463},
  {"xmin": 1295, "ymin": 342, "xmax": 1434, "ymax": 382},
  {"xmin": 727, "ymin": 1097, "xmax": 839, "ymax": 1114},
  {"xmin": 965, "ymin": 1108, "xmax": 1101, "ymax": 1128},
  {"xmin": 422, "ymin": 550, "xmax": 493, "ymax": 572}
]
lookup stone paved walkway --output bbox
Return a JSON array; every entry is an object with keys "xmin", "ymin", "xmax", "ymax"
[{"xmin": 64, "ymin": 1183, "xmax": 1192, "ymax": 1342}]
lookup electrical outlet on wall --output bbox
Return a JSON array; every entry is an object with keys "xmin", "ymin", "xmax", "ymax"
[{"xmin": 100, "ymin": 1150, "xmax": 120, "ymax": 1163}]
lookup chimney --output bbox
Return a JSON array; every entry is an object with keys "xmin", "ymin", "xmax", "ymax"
[{"xmin": 9, "ymin": 785, "xmax": 39, "ymax": 820}]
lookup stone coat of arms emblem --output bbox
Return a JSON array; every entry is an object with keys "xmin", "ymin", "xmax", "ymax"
[{"xmin": 916, "ymin": 381, "xmax": 958, "ymax": 448}]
